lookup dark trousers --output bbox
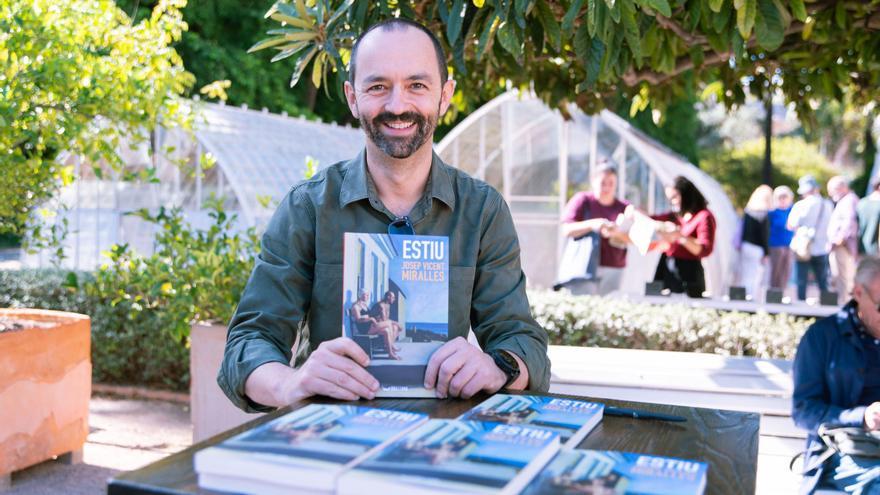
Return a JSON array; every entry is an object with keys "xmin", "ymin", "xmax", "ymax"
[
  {"xmin": 654, "ymin": 254, "xmax": 705, "ymax": 298},
  {"xmin": 796, "ymin": 254, "xmax": 828, "ymax": 301}
]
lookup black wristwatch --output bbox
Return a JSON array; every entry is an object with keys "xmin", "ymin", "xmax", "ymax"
[{"xmin": 489, "ymin": 350, "xmax": 521, "ymax": 388}]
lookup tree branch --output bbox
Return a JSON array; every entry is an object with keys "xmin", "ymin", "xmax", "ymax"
[{"xmin": 655, "ymin": 15, "xmax": 706, "ymax": 45}]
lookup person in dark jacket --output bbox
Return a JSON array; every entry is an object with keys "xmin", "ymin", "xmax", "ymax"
[
  {"xmin": 792, "ymin": 256, "xmax": 880, "ymax": 494},
  {"xmin": 737, "ymin": 185, "xmax": 771, "ymax": 299}
]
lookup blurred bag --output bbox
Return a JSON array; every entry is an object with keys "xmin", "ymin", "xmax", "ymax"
[
  {"xmin": 791, "ymin": 227, "xmax": 815, "ymax": 262},
  {"xmin": 553, "ymin": 233, "xmax": 600, "ymax": 291}
]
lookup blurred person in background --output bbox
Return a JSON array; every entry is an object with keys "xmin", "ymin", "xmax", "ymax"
[
  {"xmin": 858, "ymin": 176, "xmax": 880, "ymax": 257},
  {"xmin": 651, "ymin": 176, "xmax": 716, "ymax": 298},
  {"xmin": 827, "ymin": 176, "xmax": 859, "ymax": 304},
  {"xmin": 561, "ymin": 163, "xmax": 630, "ymax": 295},
  {"xmin": 736, "ymin": 185, "xmax": 771, "ymax": 299},
  {"xmin": 768, "ymin": 186, "xmax": 795, "ymax": 292},
  {"xmin": 788, "ymin": 175, "xmax": 833, "ymax": 302}
]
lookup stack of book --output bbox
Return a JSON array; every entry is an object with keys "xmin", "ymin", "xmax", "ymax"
[{"xmin": 194, "ymin": 395, "xmax": 707, "ymax": 495}]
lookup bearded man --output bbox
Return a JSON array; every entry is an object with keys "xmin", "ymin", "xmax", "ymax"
[{"xmin": 218, "ymin": 19, "xmax": 550, "ymax": 412}]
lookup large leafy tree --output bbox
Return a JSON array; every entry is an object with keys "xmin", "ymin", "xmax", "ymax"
[
  {"xmin": 251, "ymin": 0, "xmax": 880, "ymax": 129},
  {"xmin": 0, "ymin": 0, "xmax": 195, "ymax": 236}
]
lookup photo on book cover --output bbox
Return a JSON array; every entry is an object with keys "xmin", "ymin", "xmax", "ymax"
[
  {"xmin": 521, "ymin": 449, "xmax": 708, "ymax": 495},
  {"xmin": 458, "ymin": 394, "xmax": 604, "ymax": 447},
  {"xmin": 338, "ymin": 419, "xmax": 560, "ymax": 495},
  {"xmin": 342, "ymin": 233, "xmax": 449, "ymax": 396}
]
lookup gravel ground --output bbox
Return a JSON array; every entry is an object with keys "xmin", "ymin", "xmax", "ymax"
[{"xmin": 5, "ymin": 397, "xmax": 192, "ymax": 495}]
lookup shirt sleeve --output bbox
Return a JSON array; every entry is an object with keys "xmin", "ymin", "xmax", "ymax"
[
  {"xmin": 561, "ymin": 193, "xmax": 588, "ymax": 223},
  {"xmin": 792, "ymin": 324, "xmax": 867, "ymax": 433},
  {"xmin": 693, "ymin": 210, "xmax": 716, "ymax": 257},
  {"xmin": 217, "ymin": 186, "xmax": 317, "ymax": 413},
  {"xmin": 472, "ymin": 192, "xmax": 551, "ymax": 392}
]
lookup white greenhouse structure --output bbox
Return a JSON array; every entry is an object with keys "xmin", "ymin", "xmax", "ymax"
[
  {"xmin": 435, "ymin": 91, "xmax": 738, "ymax": 295},
  {"xmin": 26, "ymin": 92, "xmax": 737, "ymax": 296}
]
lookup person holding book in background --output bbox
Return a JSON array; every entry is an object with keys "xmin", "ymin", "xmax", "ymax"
[
  {"xmin": 735, "ymin": 185, "xmax": 771, "ymax": 299},
  {"xmin": 826, "ymin": 176, "xmax": 859, "ymax": 304},
  {"xmin": 792, "ymin": 256, "xmax": 880, "ymax": 494},
  {"xmin": 218, "ymin": 18, "xmax": 549, "ymax": 413},
  {"xmin": 858, "ymin": 176, "xmax": 880, "ymax": 257},
  {"xmin": 651, "ymin": 176, "xmax": 717, "ymax": 298},
  {"xmin": 560, "ymin": 162, "xmax": 630, "ymax": 295},
  {"xmin": 768, "ymin": 186, "xmax": 795, "ymax": 292}
]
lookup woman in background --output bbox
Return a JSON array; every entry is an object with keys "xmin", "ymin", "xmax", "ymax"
[
  {"xmin": 768, "ymin": 186, "xmax": 795, "ymax": 292},
  {"xmin": 737, "ymin": 185, "xmax": 772, "ymax": 299},
  {"xmin": 652, "ymin": 176, "xmax": 717, "ymax": 298}
]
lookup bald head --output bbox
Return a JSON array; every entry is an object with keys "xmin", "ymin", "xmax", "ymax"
[
  {"xmin": 827, "ymin": 176, "xmax": 850, "ymax": 201},
  {"xmin": 349, "ymin": 19, "xmax": 448, "ymax": 86}
]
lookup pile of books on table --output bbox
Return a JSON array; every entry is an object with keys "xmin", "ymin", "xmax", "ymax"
[{"xmin": 194, "ymin": 395, "xmax": 707, "ymax": 495}]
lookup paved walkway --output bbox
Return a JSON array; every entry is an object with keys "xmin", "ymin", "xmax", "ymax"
[{"xmin": 5, "ymin": 397, "xmax": 192, "ymax": 495}]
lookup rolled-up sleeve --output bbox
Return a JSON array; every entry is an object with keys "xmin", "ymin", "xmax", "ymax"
[
  {"xmin": 471, "ymin": 192, "xmax": 550, "ymax": 392},
  {"xmin": 217, "ymin": 186, "xmax": 316, "ymax": 412}
]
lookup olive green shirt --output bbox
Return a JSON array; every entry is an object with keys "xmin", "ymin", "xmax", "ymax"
[{"xmin": 218, "ymin": 150, "xmax": 550, "ymax": 412}]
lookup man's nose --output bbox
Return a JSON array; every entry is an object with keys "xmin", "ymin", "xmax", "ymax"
[{"xmin": 384, "ymin": 86, "xmax": 410, "ymax": 115}]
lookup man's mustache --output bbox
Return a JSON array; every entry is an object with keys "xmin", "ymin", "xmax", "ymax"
[{"xmin": 373, "ymin": 111, "xmax": 426, "ymax": 126}]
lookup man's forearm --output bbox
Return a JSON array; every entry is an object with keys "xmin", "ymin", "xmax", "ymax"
[{"xmin": 244, "ymin": 361, "xmax": 302, "ymax": 409}]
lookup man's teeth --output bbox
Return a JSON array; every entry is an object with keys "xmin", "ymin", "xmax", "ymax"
[{"xmin": 387, "ymin": 121, "xmax": 413, "ymax": 129}]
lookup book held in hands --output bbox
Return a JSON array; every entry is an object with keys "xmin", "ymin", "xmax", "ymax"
[
  {"xmin": 193, "ymin": 404, "xmax": 428, "ymax": 494},
  {"xmin": 342, "ymin": 233, "xmax": 449, "ymax": 397},
  {"xmin": 521, "ymin": 448, "xmax": 708, "ymax": 495},
  {"xmin": 337, "ymin": 419, "xmax": 560, "ymax": 495},
  {"xmin": 457, "ymin": 394, "xmax": 604, "ymax": 447}
]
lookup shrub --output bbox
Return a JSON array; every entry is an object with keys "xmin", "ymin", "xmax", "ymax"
[
  {"xmin": 699, "ymin": 137, "xmax": 836, "ymax": 210},
  {"xmin": 528, "ymin": 290, "xmax": 811, "ymax": 360}
]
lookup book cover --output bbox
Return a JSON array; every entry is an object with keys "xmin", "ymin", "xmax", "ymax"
[
  {"xmin": 457, "ymin": 394, "xmax": 604, "ymax": 447},
  {"xmin": 342, "ymin": 233, "xmax": 449, "ymax": 397},
  {"xmin": 521, "ymin": 449, "xmax": 708, "ymax": 495},
  {"xmin": 194, "ymin": 404, "xmax": 428, "ymax": 493},
  {"xmin": 337, "ymin": 419, "xmax": 560, "ymax": 495}
]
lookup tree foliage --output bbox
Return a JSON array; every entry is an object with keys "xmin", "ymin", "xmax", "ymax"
[
  {"xmin": 0, "ymin": 0, "xmax": 194, "ymax": 236},
  {"xmin": 251, "ymin": 0, "xmax": 880, "ymax": 124}
]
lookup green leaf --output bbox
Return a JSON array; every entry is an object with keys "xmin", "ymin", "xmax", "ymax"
[
  {"xmin": 635, "ymin": 0, "xmax": 671, "ymax": 17},
  {"xmin": 447, "ymin": 0, "xmax": 466, "ymax": 45},
  {"xmin": 289, "ymin": 46, "xmax": 318, "ymax": 87},
  {"xmin": 835, "ymin": 1, "xmax": 846, "ymax": 29},
  {"xmin": 562, "ymin": 0, "xmax": 584, "ymax": 33},
  {"xmin": 588, "ymin": 0, "xmax": 600, "ymax": 37},
  {"xmin": 620, "ymin": 0, "xmax": 641, "ymax": 66},
  {"xmin": 709, "ymin": 0, "xmax": 724, "ymax": 13},
  {"xmin": 496, "ymin": 21, "xmax": 523, "ymax": 60},
  {"xmin": 535, "ymin": 0, "xmax": 562, "ymax": 52},
  {"xmin": 754, "ymin": 0, "xmax": 783, "ymax": 51},
  {"xmin": 701, "ymin": 81, "xmax": 724, "ymax": 101},
  {"xmin": 607, "ymin": 0, "xmax": 621, "ymax": 23},
  {"xmin": 246, "ymin": 36, "xmax": 289, "ymax": 53},
  {"xmin": 690, "ymin": 45, "xmax": 705, "ymax": 68},
  {"xmin": 477, "ymin": 15, "xmax": 500, "ymax": 61},
  {"xmin": 474, "ymin": 0, "xmax": 485, "ymax": 7},
  {"xmin": 574, "ymin": 24, "xmax": 606, "ymax": 89},
  {"xmin": 790, "ymin": 0, "xmax": 806, "ymax": 22},
  {"xmin": 514, "ymin": 0, "xmax": 530, "ymax": 28},
  {"xmin": 735, "ymin": 0, "xmax": 756, "ymax": 38}
]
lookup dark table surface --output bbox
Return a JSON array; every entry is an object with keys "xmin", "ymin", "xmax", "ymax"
[{"xmin": 107, "ymin": 392, "xmax": 759, "ymax": 495}]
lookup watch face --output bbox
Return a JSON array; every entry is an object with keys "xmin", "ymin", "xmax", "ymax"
[{"xmin": 500, "ymin": 351, "xmax": 519, "ymax": 371}]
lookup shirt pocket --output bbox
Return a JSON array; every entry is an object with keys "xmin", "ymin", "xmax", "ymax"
[
  {"xmin": 311, "ymin": 262, "xmax": 344, "ymax": 346},
  {"xmin": 449, "ymin": 266, "xmax": 476, "ymax": 339}
]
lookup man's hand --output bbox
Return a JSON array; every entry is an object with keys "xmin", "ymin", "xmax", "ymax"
[
  {"xmin": 865, "ymin": 402, "xmax": 880, "ymax": 430},
  {"xmin": 423, "ymin": 337, "xmax": 507, "ymax": 399},
  {"xmin": 269, "ymin": 337, "xmax": 379, "ymax": 405}
]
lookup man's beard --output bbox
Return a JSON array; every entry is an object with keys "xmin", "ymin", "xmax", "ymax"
[{"xmin": 361, "ymin": 109, "xmax": 437, "ymax": 159}]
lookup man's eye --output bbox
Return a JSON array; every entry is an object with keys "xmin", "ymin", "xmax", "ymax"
[
  {"xmin": 411, "ymin": 83, "xmax": 426, "ymax": 90},
  {"xmin": 368, "ymin": 85, "xmax": 385, "ymax": 92}
]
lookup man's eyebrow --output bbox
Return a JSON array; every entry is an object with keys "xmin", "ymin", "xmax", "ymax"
[{"xmin": 406, "ymin": 72, "xmax": 433, "ymax": 81}]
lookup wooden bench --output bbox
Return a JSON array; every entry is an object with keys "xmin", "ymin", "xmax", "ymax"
[{"xmin": 547, "ymin": 345, "xmax": 804, "ymax": 494}]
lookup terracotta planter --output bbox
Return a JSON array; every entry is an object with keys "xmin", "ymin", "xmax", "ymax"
[
  {"xmin": 0, "ymin": 309, "xmax": 91, "ymax": 483},
  {"xmin": 190, "ymin": 323, "xmax": 263, "ymax": 443}
]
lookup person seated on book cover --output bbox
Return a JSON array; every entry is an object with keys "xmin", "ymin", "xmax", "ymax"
[
  {"xmin": 368, "ymin": 291, "xmax": 403, "ymax": 354},
  {"xmin": 217, "ymin": 18, "xmax": 550, "ymax": 413},
  {"xmin": 792, "ymin": 256, "xmax": 880, "ymax": 494},
  {"xmin": 349, "ymin": 288, "xmax": 400, "ymax": 360}
]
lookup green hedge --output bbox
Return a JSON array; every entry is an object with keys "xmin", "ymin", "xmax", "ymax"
[
  {"xmin": 528, "ymin": 290, "xmax": 811, "ymax": 360},
  {"xmin": 0, "ymin": 271, "xmax": 814, "ymax": 392},
  {"xmin": 0, "ymin": 269, "xmax": 189, "ymax": 390}
]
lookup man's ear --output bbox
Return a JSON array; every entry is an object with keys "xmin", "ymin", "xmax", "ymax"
[
  {"xmin": 344, "ymin": 80, "xmax": 360, "ymax": 119},
  {"xmin": 438, "ymin": 79, "xmax": 457, "ymax": 117}
]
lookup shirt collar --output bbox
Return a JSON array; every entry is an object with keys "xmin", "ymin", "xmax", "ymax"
[{"xmin": 338, "ymin": 148, "xmax": 456, "ymax": 211}]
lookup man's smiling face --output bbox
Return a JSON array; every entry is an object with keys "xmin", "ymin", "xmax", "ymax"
[{"xmin": 344, "ymin": 26, "xmax": 454, "ymax": 160}]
